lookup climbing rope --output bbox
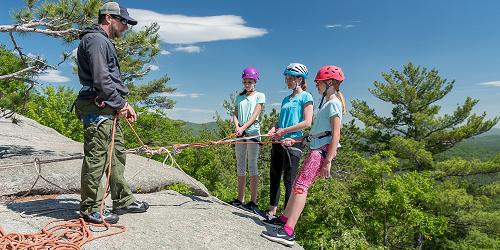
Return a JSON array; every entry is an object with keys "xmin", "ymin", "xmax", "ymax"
[
  {"xmin": 0, "ymin": 116, "xmax": 125, "ymax": 249},
  {"xmin": 0, "ymin": 118, "xmax": 306, "ymax": 248}
]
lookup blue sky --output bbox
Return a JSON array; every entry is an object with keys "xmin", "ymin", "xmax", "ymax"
[{"xmin": 1, "ymin": 0, "xmax": 499, "ymax": 126}]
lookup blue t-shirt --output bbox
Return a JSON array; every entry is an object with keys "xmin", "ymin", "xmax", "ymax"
[
  {"xmin": 277, "ymin": 91, "xmax": 314, "ymax": 139},
  {"xmin": 235, "ymin": 91, "xmax": 266, "ymax": 135},
  {"xmin": 308, "ymin": 97, "xmax": 343, "ymax": 149}
]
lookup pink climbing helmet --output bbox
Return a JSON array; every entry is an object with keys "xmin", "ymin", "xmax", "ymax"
[
  {"xmin": 242, "ymin": 67, "xmax": 259, "ymax": 80},
  {"xmin": 315, "ymin": 65, "xmax": 345, "ymax": 82}
]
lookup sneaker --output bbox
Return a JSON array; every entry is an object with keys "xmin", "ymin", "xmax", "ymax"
[
  {"xmin": 229, "ymin": 198, "xmax": 243, "ymax": 207},
  {"xmin": 80, "ymin": 209, "xmax": 119, "ymax": 224},
  {"xmin": 261, "ymin": 227, "xmax": 295, "ymax": 247},
  {"xmin": 113, "ymin": 200, "xmax": 149, "ymax": 215},
  {"xmin": 262, "ymin": 217, "xmax": 285, "ymax": 228},
  {"xmin": 242, "ymin": 201, "xmax": 258, "ymax": 212}
]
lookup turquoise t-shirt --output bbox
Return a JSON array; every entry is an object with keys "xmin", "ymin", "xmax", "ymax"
[
  {"xmin": 277, "ymin": 91, "xmax": 313, "ymax": 139},
  {"xmin": 308, "ymin": 97, "xmax": 343, "ymax": 149},
  {"xmin": 235, "ymin": 91, "xmax": 266, "ymax": 135}
]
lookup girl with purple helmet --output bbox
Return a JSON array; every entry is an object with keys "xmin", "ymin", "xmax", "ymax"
[
  {"xmin": 261, "ymin": 65, "xmax": 346, "ymax": 247},
  {"xmin": 230, "ymin": 67, "xmax": 266, "ymax": 213},
  {"xmin": 265, "ymin": 63, "xmax": 313, "ymax": 219}
]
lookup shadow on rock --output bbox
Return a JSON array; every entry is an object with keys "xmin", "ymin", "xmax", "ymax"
[
  {"xmin": 232, "ymin": 211, "xmax": 266, "ymax": 227},
  {"xmin": 6, "ymin": 197, "xmax": 80, "ymax": 220},
  {"xmin": 0, "ymin": 145, "xmax": 56, "ymax": 159}
]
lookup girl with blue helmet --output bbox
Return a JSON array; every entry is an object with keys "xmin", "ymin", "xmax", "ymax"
[
  {"xmin": 265, "ymin": 63, "xmax": 313, "ymax": 219},
  {"xmin": 262, "ymin": 65, "xmax": 346, "ymax": 247}
]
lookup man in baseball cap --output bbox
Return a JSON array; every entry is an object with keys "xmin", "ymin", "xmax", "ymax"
[{"xmin": 74, "ymin": 1, "xmax": 148, "ymax": 225}]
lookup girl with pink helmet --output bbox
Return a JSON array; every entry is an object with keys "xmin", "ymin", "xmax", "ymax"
[
  {"xmin": 230, "ymin": 67, "xmax": 266, "ymax": 213},
  {"xmin": 265, "ymin": 63, "xmax": 313, "ymax": 220},
  {"xmin": 261, "ymin": 65, "xmax": 346, "ymax": 247}
]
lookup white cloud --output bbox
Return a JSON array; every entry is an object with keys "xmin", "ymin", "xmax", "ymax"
[
  {"xmin": 479, "ymin": 81, "xmax": 500, "ymax": 87},
  {"xmin": 128, "ymin": 9, "xmax": 268, "ymax": 44},
  {"xmin": 174, "ymin": 45, "xmax": 201, "ymax": 53},
  {"xmin": 165, "ymin": 92, "xmax": 204, "ymax": 98},
  {"xmin": 325, "ymin": 24, "xmax": 342, "ymax": 29},
  {"xmin": 37, "ymin": 69, "xmax": 70, "ymax": 83},
  {"xmin": 160, "ymin": 49, "xmax": 171, "ymax": 55},
  {"xmin": 149, "ymin": 64, "xmax": 159, "ymax": 71},
  {"xmin": 325, "ymin": 23, "xmax": 358, "ymax": 29}
]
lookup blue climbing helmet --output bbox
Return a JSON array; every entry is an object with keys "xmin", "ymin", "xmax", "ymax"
[{"xmin": 283, "ymin": 63, "xmax": 308, "ymax": 78}]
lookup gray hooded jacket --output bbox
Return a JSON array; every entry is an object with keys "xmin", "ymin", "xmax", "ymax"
[{"xmin": 77, "ymin": 24, "xmax": 128, "ymax": 109}]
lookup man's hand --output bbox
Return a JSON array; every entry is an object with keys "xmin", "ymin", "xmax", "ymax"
[{"xmin": 118, "ymin": 103, "xmax": 137, "ymax": 123}]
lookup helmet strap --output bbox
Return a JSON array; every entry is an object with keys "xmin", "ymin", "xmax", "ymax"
[{"xmin": 293, "ymin": 80, "xmax": 299, "ymax": 91}]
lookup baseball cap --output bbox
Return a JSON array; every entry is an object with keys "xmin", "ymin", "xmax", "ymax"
[{"xmin": 99, "ymin": 2, "xmax": 137, "ymax": 25}]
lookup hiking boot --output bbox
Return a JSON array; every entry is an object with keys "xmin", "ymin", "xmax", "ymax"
[
  {"xmin": 113, "ymin": 200, "xmax": 149, "ymax": 215},
  {"xmin": 261, "ymin": 227, "xmax": 295, "ymax": 247},
  {"xmin": 80, "ymin": 209, "xmax": 119, "ymax": 224},
  {"xmin": 229, "ymin": 198, "xmax": 243, "ymax": 207},
  {"xmin": 262, "ymin": 217, "xmax": 285, "ymax": 228}
]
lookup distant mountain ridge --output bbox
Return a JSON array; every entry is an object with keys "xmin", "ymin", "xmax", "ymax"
[
  {"xmin": 478, "ymin": 127, "xmax": 500, "ymax": 137},
  {"xmin": 437, "ymin": 127, "xmax": 500, "ymax": 160},
  {"xmin": 182, "ymin": 121, "xmax": 218, "ymax": 134}
]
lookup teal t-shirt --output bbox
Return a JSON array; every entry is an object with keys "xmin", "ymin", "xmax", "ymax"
[
  {"xmin": 235, "ymin": 91, "xmax": 266, "ymax": 135},
  {"xmin": 277, "ymin": 91, "xmax": 313, "ymax": 139},
  {"xmin": 308, "ymin": 97, "xmax": 343, "ymax": 149}
]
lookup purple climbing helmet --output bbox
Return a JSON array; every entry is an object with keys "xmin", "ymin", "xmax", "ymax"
[{"xmin": 242, "ymin": 67, "xmax": 259, "ymax": 80}]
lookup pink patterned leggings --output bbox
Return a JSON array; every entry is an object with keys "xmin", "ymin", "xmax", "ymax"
[{"xmin": 292, "ymin": 144, "xmax": 330, "ymax": 194}]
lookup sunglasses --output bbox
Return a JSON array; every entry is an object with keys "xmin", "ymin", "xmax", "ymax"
[
  {"xmin": 243, "ymin": 81, "xmax": 255, "ymax": 84},
  {"xmin": 111, "ymin": 15, "xmax": 128, "ymax": 25}
]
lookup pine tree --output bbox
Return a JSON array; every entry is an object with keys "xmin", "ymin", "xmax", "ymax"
[
  {"xmin": 0, "ymin": 0, "xmax": 175, "ymax": 119},
  {"xmin": 350, "ymin": 63, "xmax": 500, "ymax": 248}
]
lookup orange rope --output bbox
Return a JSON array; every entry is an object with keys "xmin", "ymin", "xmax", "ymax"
[
  {"xmin": 0, "ymin": 218, "xmax": 125, "ymax": 249},
  {"xmin": 0, "ymin": 116, "xmax": 126, "ymax": 249}
]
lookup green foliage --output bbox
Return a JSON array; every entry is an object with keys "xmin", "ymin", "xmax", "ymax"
[
  {"xmin": 0, "ymin": 45, "xmax": 28, "ymax": 116},
  {"xmin": 162, "ymin": 183, "xmax": 194, "ymax": 195},
  {"xmin": 14, "ymin": 0, "xmax": 101, "ymax": 41},
  {"xmin": 351, "ymin": 63, "xmax": 500, "ymax": 248},
  {"xmin": 24, "ymin": 86, "xmax": 82, "ymax": 141}
]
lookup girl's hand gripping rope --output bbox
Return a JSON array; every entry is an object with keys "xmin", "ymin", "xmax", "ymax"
[{"xmin": 281, "ymin": 138, "xmax": 296, "ymax": 147}]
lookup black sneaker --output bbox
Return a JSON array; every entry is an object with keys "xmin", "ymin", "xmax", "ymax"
[
  {"xmin": 242, "ymin": 201, "xmax": 258, "ymax": 212},
  {"xmin": 80, "ymin": 209, "xmax": 119, "ymax": 224},
  {"xmin": 113, "ymin": 200, "xmax": 149, "ymax": 215},
  {"xmin": 229, "ymin": 198, "xmax": 243, "ymax": 207},
  {"xmin": 261, "ymin": 227, "xmax": 295, "ymax": 247},
  {"xmin": 262, "ymin": 217, "xmax": 285, "ymax": 228}
]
